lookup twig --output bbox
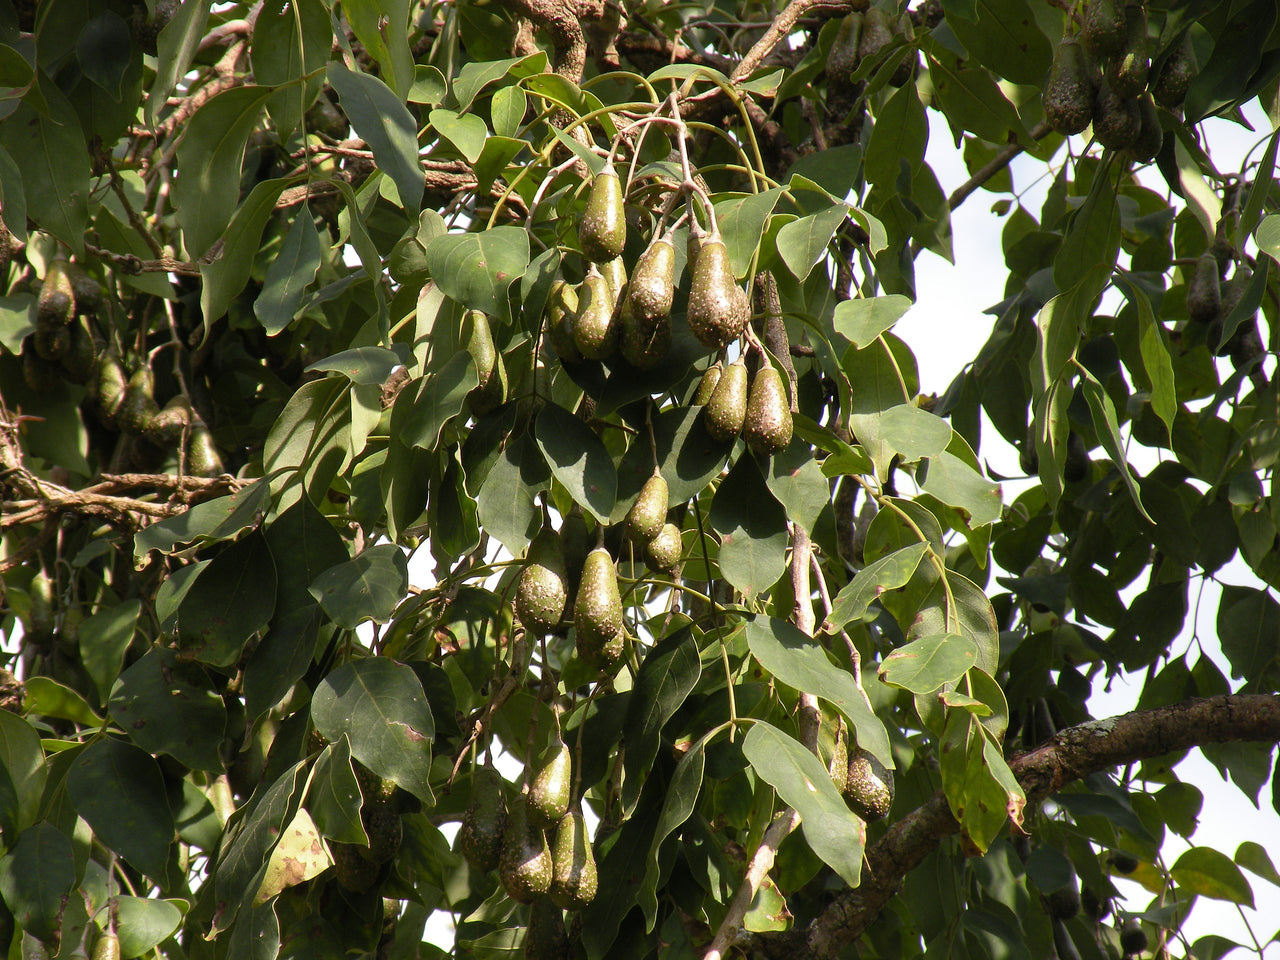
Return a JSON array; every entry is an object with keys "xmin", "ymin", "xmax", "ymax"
[
  {"xmin": 947, "ymin": 123, "xmax": 1051, "ymax": 212},
  {"xmin": 83, "ymin": 243, "xmax": 200, "ymax": 277},
  {"xmin": 730, "ymin": 0, "xmax": 848, "ymax": 82}
]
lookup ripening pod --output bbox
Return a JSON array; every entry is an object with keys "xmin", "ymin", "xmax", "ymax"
[
  {"xmin": 545, "ymin": 280, "xmax": 582, "ymax": 363},
  {"xmin": 1080, "ymin": 0, "xmax": 1126, "ymax": 60},
  {"xmin": 693, "ymin": 361, "xmax": 722, "ymax": 405},
  {"xmin": 1106, "ymin": 1, "xmax": 1148, "ymax": 100},
  {"xmin": 1044, "ymin": 874, "xmax": 1082, "ymax": 920},
  {"xmin": 60, "ymin": 319, "xmax": 96, "ymax": 384},
  {"xmin": 1152, "ymin": 32, "xmax": 1195, "ymax": 108},
  {"xmin": 91, "ymin": 929, "xmax": 121, "ymax": 960},
  {"xmin": 550, "ymin": 810, "xmax": 598, "ymax": 910},
  {"xmin": 600, "ymin": 254, "xmax": 628, "ymax": 309},
  {"xmin": 619, "ymin": 295, "xmax": 671, "ymax": 369},
  {"xmin": 118, "ymin": 366, "xmax": 160, "ymax": 434},
  {"xmin": 37, "ymin": 259, "xmax": 75, "ymax": 329},
  {"xmin": 827, "ymin": 717, "xmax": 849, "ymax": 795},
  {"xmin": 516, "ymin": 527, "xmax": 570, "ymax": 636},
  {"xmin": 703, "ymin": 355, "xmax": 748, "ymax": 442},
  {"xmin": 1043, "ymin": 38, "xmax": 1096, "ymax": 135},
  {"xmin": 147, "ymin": 395, "xmax": 194, "ymax": 443},
  {"xmin": 686, "ymin": 229, "xmax": 702, "ymax": 276},
  {"xmin": 857, "ymin": 6, "xmax": 894, "ymax": 62},
  {"xmin": 743, "ymin": 364, "xmax": 793, "ymax": 456},
  {"xmin": 188, "ymin": 422, "xmax": 225, "ymax": 477},
  {"xmin": 462, "ymin": 309, "xmax": 506, "ymax": 414},
  {"xmin": 687, "ymin": 233, "xmax": 749, "ymax": 350},
  {"xmin": 625, "ymin": 470, "xmax": 668, "ymax": 543},
  {"xmin": 66, "ymin": 262, "xmax": 103, "ymax": 316},
  {"xmin": 500, "ymin": 794, "xmax": 553, "ymax": 902},
  {"xmin": 644, "ymin": 522, "xmax": 682, "ymax": 573},
  {"xmin": 1063, "ymin": 431, "xmax": 1091, "ymax": 483},
  {"xmin": 1119, "ymin": 919, "xmax": 1149, "ymax": 956},
  {"xmin": 844, "ymin": 748, "xmax": 893, "ymax": 822},
  {"xmin": 461, "ymin": 763, "xmax": 508, "ymax": 873},
  {"xmin": 363, "ymin": 798, "xmax": 404, "ymax": 864},
  {"xmin": 94, "ymin": 352, "xmax": 129, "ymax": 424},
  {"xmin": 524, "ymin": 897, "xmax": 569, "ymax": 960},
  {"xmin": 1129, "ymin": 94, "xmax": 1163, "ymax": 162},
  {"xmin": 573, "ymin": 268, "xmax": 618, "ymax": 360},
  {"xmin": 32, "ymin": 322, "xmax": 70, "ymax": 361},
  {"xmin": 579, "ymin": 162, "xmax": 626, "ymax": 263},
  {"xmin": 825, "ymin": 12, "xmax": 863, "ymax": 83},
  {"xmin": 332, "ymin": 840, "xmax": 382, "ymax": 892},
  {"xmin": 1186, "ymin": 253, "xmax": 1221, "ymax": 324},
  {"xmin": 628, "ymin": 234, "xmax": 676, "ymax": 324},
  {"xmin": 573, "ymin": 547, "xmax": 623, "ymax": 652},
  {"xmin": 1091, "ymin": 79, "xmax": 1141, "ymax": 150},
  {"xmin": 528, "ymin": 738, "xmax": 572, "ymax": 828}
]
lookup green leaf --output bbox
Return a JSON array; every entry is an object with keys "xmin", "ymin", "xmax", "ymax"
[
  {"xmin": 534, "ymin": 402, "xmax": 617, "ymax": 525},
  {"xmin": 343, "ymin": 0, "xmax": 414, "ymax": 98},
  {"xmin": 177, "ymin": 532, "xmax": 278, "ymax": 666},
  {"xmin": 307, "ymin": 737, "xmax": 368, "ymax": 845},
  {"xmin": 306, "ymin": 346, "xmax": 402, "ymax": 386},
  {"xmin": 264, "ymin": 498, "xmax": 351, "ymax": 619},
  {"xmin": 639, "ymin": 728, "xmax": 711, "ymax": 931},
  {"xmin": 22, "ymin": 677, "xmax": 101, "ymax": 727},
  {"xmin": 430, "ymin": 107, "xmax": 487, "ymax": 164},
  {"xmin": 133, "ymin": 479, "xmax": 270, "ymax": 560},
  {"xmin": 255, "ymin": 211, "xmax": 323, "ymax": 334},
  {"xmin": 147, "ymin": 0, "xmax": 212, "ymax": 127},
  {"xmin": 743, "ymin": 721, "xmax": 865, "ymax": 887},
  {"xmin": 451, "ymin": 52, "xmax": 548, "ymax": 113},
  {"xmin": 879, "ymin": 633, "xmax": 979, "ymax": 693},
  {"xmin": 1116, "ymin": 275, "xmax": 1175, "ymax": 443},
  {"xmin": 424, "ymin": 227, "xmax": 530, "ymax": 321},
  {"xmin": 822, "ymin": 542, "xmax": 931, "ymax": 631},
  {"xmin": 76, "ymin": 12, "xmax": 132, "ymax": 99},
  {"xmin": 865, "ymin": 83, "xmax": 928, "ymax": 187},
  {"xmin": 309, "ymin": 543, "xmax": 409, "ymax": 628},
  {"xmin": 173, "ymin": 85, "xmax": 273, "ymax": 257},
  {"xmin": 67, "ymin": 738, "xmax": 174, "ymax": 880},
  {"xmin": 920, "ymin": 450, "xmax": 1002, "ymax": 527},
  {"xmin": 491, "ymin": 84, "xmax": 526, "ymax": 138},
  {"xmin": 765, "ymin": 442, "xmax": 829, "ymax": 535},
  {"xmin": 746, "ymin": 617, "xmax": 891, "ymax": 767},
  {"xmin": 944, "ymin": 0, "xmax": 1052, "ymax": 85},
  {"xmin": 927, "ymin": 54, "xmax": 1025, "ymax": 143},
  {"xmin": 0, "ymin": 85, "xmax": 89, "ymax": 254},
  {"xmin": 78, "ymin": 599, "xmax": 140, "ymax": 706},
  {"xmin": 263, "ymin": 377, "xmax": 352, "ymax": 503},
  {"xmin": 251, "ymin": 0, "xmax": 330, "ymax": 138},
  {"xmin": 715, "ymin": 188, "xmax": 786, "ymax": 279},
  {"xmin": 1054, "ymin": 184, "xmax": 1121, "ymax": 294},
  {"xmin": 844, "ymin": 338, "xmax": 912, "ymax": 478},
  {"xmin": 475, "ymin": 430, "xmax": 547, "ymax": 556},
  {"xmin": 776, "ymin": 203, "xmax": 848, "ymax": 280},
  {"xmin": 1174, "ymin": 135, "xmax": 1221, "ymax": 240},
  {"xmin": 0, "ymin": 710, "xmax": 46, "ymax": 832},
  {"xmin": 1216, "ymin": 255, "xmax": 1269, "ymax": 350},
  {"xmin": 326, "ymin": 63, "xmax": 422, "ymax": 216},
  {"xmin": 409, "ymin": 64, "xmax": 447, "ymax": 105},
  {"xmin": 0, "ymin": 143, "xmax": 27, "ymax": 241},
  {"xmin": 106, "ymin": 897, "xmax": 184, "ymax": 960},
  {"xmin": 200, "ymin": 176, "xmax": 297, "ymax": 327},
  {"xmin": 832, "ymin": 295, "xmax": 912, "ymax": 348},
  {"xmin": 1235, "ymin": 841, "xmax": 1280, "ymax": 887},
  {"xmin": 1255, "ymin": 213, "xmax": 1280, "ymax": 265},
  {"xmin": 311, "ymin": 658, "xmax": 435, "ymax": 803},
  {"xmin": 1172, "ymin": 847, "xmax": 1255, "ymax": 906},
  {"xmin": 1079, "ymin": 368, "xmax": 1151, "ymax": 522},
  {"xmin": 652, "ymin": 405, "xmax": 734, "ymax": 503},
  {"xmin": 909, "ymin": 572, "xmax": 1000, "ymax": 675},
  {"xmin": 878, "ymin": 404, "xmax": 952, "ymax": 462},
  {"xmin": 622, "ymin": 628, "xmax": 702, "ymax": 815},
  {"xmin": 0, "ymin": 822, "xmax": 76, "ymax": 946},
  {"xmin": 393, "ymin": 353, "xmax": 478, "ymax": 451},
  {"xmin": 109, "ymin": 647, "xmax": 228, "ymax": 772},
  {"xmin": 709, "ymin": 455, "xmax": 788, "ymax": 597}
]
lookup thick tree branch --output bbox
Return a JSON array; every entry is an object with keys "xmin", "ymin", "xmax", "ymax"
[
  {"xmin": 495, "ymin": 0, "xmax": 588, "ymax": 80},
  {"xmin": 758, "ymin": 693, "xmax": 1280, "ymax": 959}
]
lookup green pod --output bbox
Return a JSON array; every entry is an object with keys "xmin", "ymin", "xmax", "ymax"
[
  {"xmin": 844, "ymin": 748, "xmax": 893, "ymax": 822},
  {"xmin": 37, "ymin": 259, "xmax": 74, "ymax": 329},
  {"xmin": 188, "ymin": 422, "xmax": 225, "ymax": 477},
  {"xmin": 500, "ymin": 795, "xmax": 553, "ymax": 903},
  {"xmin": 545, "ymin": 280, "xmax": 582, "ymax": 363},
  {"xmin": 119, "ymin": 366, "xmax": 160, "ymax": 434},
  {"xmin": 1091, "ymin": 78, "xmax": 1140, "ymax": 150},
  {"xmin": 22, "ymin": 342, "xmax": 60, "ymax": 393},
  {"xmin": 1043, "ymin": 38, "xmax": 1096, "ymax": 136},
  {"xmin": 627, "ymin": 235, "xmax": 675, "ymax": 324},
  {"xmin": 600, "ymin": 254, "xmax": 628, "ymax": 309},
  {"xmin": 743, "ymin": 364, "xmax": 793, "ymax": 456},
  {"xmin": 549, "ymin": 810, "xmax": 598, "ymax": 911},
  {"xmin": 579, "ymin": 163, "xmax": 626, "ymax": 263},
  {"xmin": 857, "ymin": 6, "xmax": 894, "ymax": 62},
  {"xmin": 1152, "ymin": 32, "xmax": 1195, "ymax": 108},
  {"xmin": 515, "ymin": 527, "xmax": 570, "ymax": 636},
  {"xmin": 147, "ymin": 395, "xmax": 194, "ymax": 443},
  {"xmin": 826, "ymin": 12, "xmax": 863, "ymax": 82},
  {"xmin": 687, "ymin": 234, "xmax": 748, "ymax": 350},
  {"xmin": 32, "ymin": 322, "xmax": 69, "ymax": 361},
  {"xmin": 573, "ymin": 547, "xmax": 623, "ymax": 651},
  {"xmin": 827, "ymin": 717, "xmax": 849, "ymax": 795},
  {"xmin": 461, "ymin": 763, "xmax": 508, "ymax": 873},
  {"xmin": 91, "ymin": 930, "xmax": 121, "ymax": 960},
  {"xmin": 703, "ymin": 355, "xmax": 748, "ymax": 441},
  {"xmin": 59, "ymin": 319, "xmax": 96, "ymax": 384},
  {"xmin": 619, "ymin": 294, "xmax": 670, "ymax": 369},
  {"xmin": 1129, "ymin": 93, "xmax": 1163, "ymax": 162},
  {"xmin": 644, "ymin": 522, "xmax": 683, "ymax": 573},
  {"xmin": 94, "ymin": 352, "xmax": 129, "ymax": 424},
  {"xmin": 462, "ymin": 309, "xmax": 505, "ymax": 414},
  {"xmin": 1106, "ymin": 1, "xmax": 1148, "ymax": 100},
  {"xmin": 1185, "ymin": 253, "xmax": 1221, "ymax": 324},
  {"xmin": 67, "ymin": 262, "xmax": 102, "ymax": 316},
  {"xmin": 573, "ymin": 268, "xmax": 618, "ymax": 360},
  {"xmin": 692, "ymin": 361, "xmax": 722, "ymax": 405},
  {"xmin": 1080, "ymin": 0, "xmax": 1125, "ymax": 60},
  {"xmin": 624, "ymin": 470, "xmax": 668, "ymax": 543},
  {"xmin": 528, "ymin": 738, "xmax": 572, "ymax": 828},
  {"xmin": 524, "ymin": 897, "xmax": 569, "ymax": 960}
]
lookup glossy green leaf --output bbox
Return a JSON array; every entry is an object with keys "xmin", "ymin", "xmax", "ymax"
[
  {"xmin": 1174, "ymin": 136, "xmax": 1222, "ymax": 240},
  {"xmin": 622, "ymin": 628, "xmax": 702, "ymax": 814},
  {"xmin": 920, "ymin": 451, "xmax": 1002, "ymax": 527},
  {"xmin": 776, "ymin": 203, "xmax": 848, "ymax": 281},
  {"xmin": 944, "ymin": 0, "xmax": 1052, "ymax": 85},
  {"xmin": 1116, "ymin": 275, "xmax": 1175, "ymax": 443},
  {"xmin": 1079, "ymin": 368, "xmax": 1151, "ymax": 522},
  {"xmin": 451, "ymin": 52, "xmax": 548, "ymax": 113},
  {"xmin": 833, "ymin": 295, "xmax": 912, "ymax": 348},
  {"xmin": 927, "ymin": 54, "xmax": 1025, "ymax": 143},
  {"xmin": 78, "ymin": 599, "xmax": 141, "ymax": 706},
  {"xmin": 743, "ymin": 721, "xmax": 865, "ymax": 887},
  {"xmin": 639, "ymin": 728, "xmax": 711, "ymax": 931},
  {"xmin": 177, "ymin": 532, "xmax": 277, "ymax": 666},
  {"xmin": 615, "ymin": 405, "xmax": 732, "ymax": 507},
  {"xmin": 0, "ymin": 143, "xmax": 26, "ymax": 240},
  {"xmin": 395, "ymin": 353, "xmax": 478, "ymax": 452},
  {"xmin": 311, "ymin": 658, "xmax": 434, "ymax": 803},
  {"xmin": 1255, "ymin": 213, "xmax": 1280, "ymax": 265},
  {"xmin": 255, "ymin": 211, "xmax": 323, "ymax": 334},
  {"xmin": 309, "ymin": 543, "xmax": 409, "ymax": 628},
  {"xmin": 76, "ymin": 12, "xmax": 131, "ymax": 98},
  {"xmin": 133, "ymin": 480, "xmax": 270, "ymax": 560},
  {"xmin": 865, "ymin": 83, "xmax": 927, "ymax": 187},
  {"xmin": 822, "ymin": 542, "xmax": 931, "ymax": 631},
  {"xmin": 0, "ymin": 86, "xmax": 89, "ymax": 254},
  {"xmin": 326, "ymin": 62, "xmax": 422, "ymax": 216},
  {"xmin": 106, "ymin": 896, "xmax": 184, "ymax": 960},
  {"xmin": 709, "ymin": 455, "xmax": 788, "ymax": 597},
  {"xmin": 343, "ymin": 0, "xmax": 414, "ymax": 98},
  {"xmin": 765, "ymin": 441, "xmax": 829, "ymax": 535},
  {"xmin": 491, "ymin": 84, "xmax": 526, "ymax": 138},
  {"xmin": 715, "ymin": 188, "xmax": 786, "ymax": 279},
  {"xmin": 263, "ymin": 376, "xmax": 352, "ymax": 503},
  {"xmin": 1235, "ymin": 841, "xmax": 1280, "ymax": 887},
  {"xmin": 746, "ymin": 617, "xmax": 892, "ymax": 767},
  {"xmin": 67, "ymin": 738, "xmax": 174, "ymax": 879},
  {"xmin": 173, "ymin": 86, "xmax": 272, "ymax": 257},
  {"xmin": 147, "ymin": 0, "xmax": 212, "ymax": 126},
  {"xmin": 1054, "ymin": 184, "xmax": 1121, "ymax": 294},
  {"xmin": 307, "ymin": 737, "xmax": 368, "ymax": 845},
  {"xmin": 844, "ymin": 338, "xmax": 912, "ymax": 478},
  {"xmin": 0, "ymin": 710, "xmax": 46, "ymax": 832},
  {"xmin": 1171, "ymin": 847, "xmax": 1255, "ymax": 906},
  {"xmin": 908, "ymin": 572, "xmax": 1000, "ymax": 675},
  {"xmin": 878, "ymin": 404, "xmax": 952, "ymax": 462},
  {"xmin": 0, "ymin": 822, "xmax": 76, "ymax": 946},
  {"xmin": 879, "ymin": 633, "xmax": 978, "ymax": 693},
  {"xmin": 534, "ymin": 401, "xmax": 618, "ymax": 525},
  {"xmin": 22, "ymin": 677, "xmax": 101, "ymax": 726},
  {"xmin": 264, "ymin": 499, "xmax": 350, "ymax": 619},
  {"xmin": 109, "ymin": 647, "xmax": 228, "ymax": 772},
  {"xmin": 306, "ymin": 347, "xmax": 402, "ymax": 387},
  {"xmin": 200, "ymin": 176, "xmax": 296, "ymax": 327},
  {"xmin": 1216, "ymin": 255, "xmax": 1268, "ymax": 350},
  {"xmin": 424, "ymin": 227, "xmax": 529, "ymax": 320},
  {"xmin": 430, "ymin": 107, "xmax": 487, "ymax": 164},
  {"xmin": 251, "ymin": 0, "xmax": 329, "ymax": 138},
  {"xmin": 475, "ymin": 430, "xmax": 546, "ymax": 556}
]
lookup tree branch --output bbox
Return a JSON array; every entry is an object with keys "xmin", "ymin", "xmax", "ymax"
[
  {"xmin": 759, "ymin": 693, "xmax": 1280, "ymax": 959},
  {"xmin": 947, "ymin": 122, "xmax": 1051, "ymax": 212},
  {"xmin": 494, "ymin": 0, "xmax": 588, "ymax": 80},
  {"xmin": 730, "ymin": 0, "xmax": 853, "ymax": 82}
]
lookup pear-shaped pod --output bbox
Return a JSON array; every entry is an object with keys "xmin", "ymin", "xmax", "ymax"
[
  {"xmin": 1129, "ymin": 94, "xmax": 1163, "ymax": 162},
  {"xmin": 524, "ymin": 897, "xmax": 569, "ymax": 959},
  {"xmin": 600, "ymin": 254, "xmax": 627, "ymax": 309},
  {"xmin": 826, "ymin": 717, "xmax": 849, "ymax": 795},
  {"xmin": 500, "ymin": 795, "xmax": 553, "ymax": 903},
  {"xmin": 573, "ymin": 268, "xmax": 618, "ymax": 360},
  {"xmin": 687, "ymin": 234, "xmax": 749, "ymax": 350},
  {"xmin": 703, "ymin": 355, "xmax": 748, "ymax": 442},
  {"xmin": 619, "ymin": 294, "xmax": 671, "ymax": 369},
  {"xmin": 188, "ymin": 422, "xmax": 226, "ymax": 477},
  {"xmin": 1080, "ymin": 0, "xmax": 1125, "ymax": 60},
  {"xmin": 825, "ymin": 12, "xmax": 863, "ymax": 83},
  {"xmin": 627, "ymin": 235, "xmax": 676, "ymax": 324},
  {"xmin": 37, "ymin": 259, "xmax": 75, "ymax": 329},
  {"xmin": 461, "ymin": 763, "xmax": 508, "ymax": 873},
  {"xmin": 94, "ymin": 352, "xmax": 129, "ymax": 424},
  {"xmin": 550, "ymin": 810, "xmax": 598, "ymax": 910},
  {"xmin": 743, "ymin": 364, "xmax": 793, "ymax": 456},
  {"xmin": 1043, "ymin": 38, "xmax": 1095, "ymax": 136},
  {"xmin": 546, "ymin": 280, "xmax": 582, "ymax": 363},
  {"xmin": 579, "ymin": 163, "xmax": 626, "ymax": 263},
  {"xmin": 844, "ymin": 748, "xmax": 893, "ymax": 822},
  {"xmin": 624, "ymin": 471, "xmax": 668, "ymax": 543},
  {"xmin": 1152, "ymin": 32, "xmax": 1195, "ymax": 108},
  {"xmin": 119, "ymin": 366, "xmax": 160, "ymax": 435},
  {"xmin": 515, "ymin": 527, "xmax": 569, "ymax": 635},
  {"xmin": 857, "ymin": 6, "xmax": 894, "ymax": 62},
  {"xmin": 644, "ymin": 522, "xmax": 683, "ymax": 573},
  {"xmin": 573, "ymin": 547, "xmax": 623, "ymax": 651},
  {"xmin": 1106, "ymin": 1, "xmax": 1148, "ymax": 100},
  {"xmin": 528, "ymin": 738, "xmax": 572, "ymax": 828},
  {"xmin": 462, "ymin": 309, "xmax": 506, "ymax": 414},
  {"xmin": 1091, "ymin": 78, "xmax": 1140, "ymax": 150},
  {"xmin": 1186, "ymin": 253, "xmax": 1221, "ymax": 324},
  {"xmin": 693, "ymin": 361, "xmax": 722, "ymax": 405}
]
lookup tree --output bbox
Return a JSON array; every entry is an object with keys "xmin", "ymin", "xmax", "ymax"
[{"xmin": 1, "ymin": 0, "xmax": 1279, "ymax": 957}]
